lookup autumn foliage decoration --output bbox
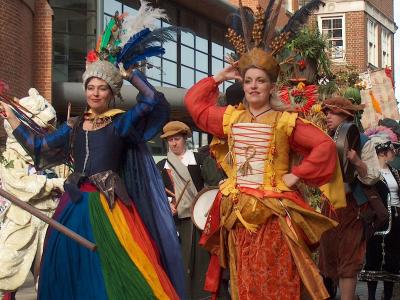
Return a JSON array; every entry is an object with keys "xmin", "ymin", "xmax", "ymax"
[{"xmin": 278, "ymin": 82, "xmax": 318, "ymax": 113}]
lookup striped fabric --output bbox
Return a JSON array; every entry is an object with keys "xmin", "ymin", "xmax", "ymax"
[{"xmin": 38, "ymin": 185, "xmax": 179, "ymax": 300}]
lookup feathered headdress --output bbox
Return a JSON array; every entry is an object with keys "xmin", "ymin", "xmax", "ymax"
[
  {"xmin": 226, "ymin": 0, "xmax": 325, "ymax": 81},
  {"xmin": 83, "ymin": 0, "xmax": 176, "ymax": 98},
  {"xmin": 365, "ymin": 126, "xmax": 398, "ymax": 143}
]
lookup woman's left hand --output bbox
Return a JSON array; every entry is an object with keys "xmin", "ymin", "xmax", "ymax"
[
  {"xmin": 282, "ymin": 173, "xmax": 300, "ymax": 188},
  {"xmin": 118, "ymin": 63, "xmax": 133, "ymax": 80}
]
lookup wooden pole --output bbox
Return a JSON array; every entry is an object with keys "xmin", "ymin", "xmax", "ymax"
[{"xmin": 0, "ymin": 188, "xmax": 96, "ymax": 251}]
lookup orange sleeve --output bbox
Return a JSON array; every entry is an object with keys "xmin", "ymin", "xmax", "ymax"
[
  {"xmin": 290, "ymin": 119, "xmax": 337, "ymax": 186},
  {"xmin": 184, "ymin": 77, "xmax": 226, "ymax": 138}
]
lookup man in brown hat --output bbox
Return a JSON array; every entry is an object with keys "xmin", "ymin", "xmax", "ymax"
[
  {"xmin": 156, "ymin": 121, "xmax": 212, "ymax": 299},
  {"xmin": 319, "ymin": 97, "xmax": 381, "ymax": 300}
]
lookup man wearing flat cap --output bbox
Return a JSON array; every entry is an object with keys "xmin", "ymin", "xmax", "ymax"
[
  {"xmin": 319, "ymin": 96, "xmax": 381, "ymax": 300},
  {"xmin": 157, "ymin": 121, "xmax": 211, "ymax": 300}
]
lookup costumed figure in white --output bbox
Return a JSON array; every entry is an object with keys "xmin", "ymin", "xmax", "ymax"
[{"xmin": 0, "ymin": 88, "xmax": 66, "ymax": 298}]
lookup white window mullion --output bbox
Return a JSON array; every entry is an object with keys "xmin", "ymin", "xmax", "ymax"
[{"xmin": 318, "ymin": 15, "xmax": 345, "ymax": 61}]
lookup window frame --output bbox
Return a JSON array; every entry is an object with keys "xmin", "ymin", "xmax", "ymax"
[
  {"xmin": 102, "ymin": 1, "xmax": 233, "ymax": 91},
  {"xmin": 367, "ymin": 18, "xmax": 378, "ymax": 67},
  {"xmin": 381, "ymin": 27, "xmax": 391, "ymax": 68},
  {"xmin": 318, "ymin": 14, "xmax": 346, "ymax": 62}
]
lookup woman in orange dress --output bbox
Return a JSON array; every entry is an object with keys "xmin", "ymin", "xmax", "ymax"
[{"xmin": 184, "ymin": 2, "xmax": 345, "ymax": 299}]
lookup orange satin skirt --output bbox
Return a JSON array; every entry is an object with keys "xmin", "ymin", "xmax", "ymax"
[{"xmin": 233, "ymin": 216, "xmax": 300, "ymax": 300}]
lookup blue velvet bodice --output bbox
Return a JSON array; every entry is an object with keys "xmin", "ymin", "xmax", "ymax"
[{"xmin": 73, "ymin": 125, "xmax": 125, "ymax": 176}]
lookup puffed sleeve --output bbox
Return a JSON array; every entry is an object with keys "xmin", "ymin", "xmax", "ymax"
[
  {"xmin": 184, "ymin": 77, "xmax": 226, "ymax": 138},
  {"xmin": 12, "ymin": 122, "xmax": 71, "ymax": 170},
  {"xmin": 113, "ymin": 70, "xmax": 170, "ymax": 143},
  {"xmin": 290, "ymin": 119, "xmax": 337, "ymax": 186},
  {"xmin": 358, "ymin": 139, "xmax": 380, "ymax": 185}
]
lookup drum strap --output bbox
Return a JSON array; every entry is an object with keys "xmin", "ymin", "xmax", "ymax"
[{"xmin": 167, "ymin": 152, "xmax": 198, "ymax": 218}]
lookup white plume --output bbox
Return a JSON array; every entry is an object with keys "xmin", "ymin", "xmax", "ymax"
[{"xmin": 119, "ymin": 0, "xmax": 168, "ymax": 47}]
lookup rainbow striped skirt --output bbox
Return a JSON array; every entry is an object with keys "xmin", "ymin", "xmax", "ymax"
[{"xmin": 38, "ymin": 183, "xmax": 179, "ymax": 300}]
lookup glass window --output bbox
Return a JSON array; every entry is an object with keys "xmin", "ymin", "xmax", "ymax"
[
  {"xmin": 146, "ymin": 64, "xmax": 162, "ymax": 81},
  {"xmin": 381, "ymin": 29, "xmax": 391, "ymax": 67},
  {"xmin": 104, "ymin": 0, "xmax": 122, "ymax": 15},
  {"xmin": 192, "ymin": 131, "xmax": 200, "ymax": 148},
  {"xmin": 162, "ymin": 82, "xmax": 176, "ymax": 87},
  {"xmin": 181, "ymin": 31, "xmax": 195, "ymax": 47},
  {"xmin": 149, "ymin": 56, "xmax": 161, "ymax": 68},
  {"xmin": 147, "ymin": 78, "xmax": 161, "ymax": 87},
  {"xmin": 224, "ymin": 48, "xmax": 234, "ymax": 57},
  {"xmin": 367, "ymin": 19, "xmax": 378, "ymax": 66},
  {"xmin": 51, "ymin": 0, "xmax": 97, "ymax": 83},
  {"xmin": 53, "ymin": 8, "xmax": 96, "ymax": 35},
  {"xmin": 163, "ymin": 60, "xmax": 177, "ymax": 85},
  {"xmin": 212, "ymin": 58, "xmax": 223, "ymax": 75},
  {"xmin": 152, "ymin": 18, "xmax": 162, "ymax": 29},
  {"xmin": 196, "ymin": 51, "xmax": 208, "ymax": 73},
  {"xmin": 298, "ymin": 0, "xmax": 312, "ymax": 7},
  {"xmin": 320, "ymin": 16, "xmax": 344, "ymax": 59},
  {"xmin": 181, "ymin": 46, "xmax": 194, "ymax": 68},
  {"xmin": 53, "ymin": 33, "xmax": 93, "ymax": 82},
  {"xmin": 146, "ymin": 56, "xmax": 161, "ymax": 81},
  {"xmin": 212, "ymin": 42, "xmax": 223, "ymax": 58},
  {"xmin": 196, "ymin": 36, "xmax": 208, "ymax": 53},
  {"xmin": 211, "ymin": 25, "xmax": 224, "ymax": 43},
  {"xmin": 196, "ymin": 71, "xmax": 208, "ymax": 82},
  {"xmin": 163, "ymin": 40, "xmax": 177, "ymax": 61},
  {"xmin": 104, "ymin": 14, "xmax": 111, "ymax": 27},
  {"xmin": 123, "ymin": 4, "xmax": 138, "ymax": 15},
  {"xmin": 51, "ymin": 0, "xmax": 96, "ymax": 9},
  {"xmin": 181, "ymin": 11, "xmax": 196, "ymax": 41},
  {"xmin": 286, "ymin": 0, "xmax": 294, "ymax": 13},
  {"xmin": 181, "ymin": 66, "xmax": 194, "ymax": 88}
]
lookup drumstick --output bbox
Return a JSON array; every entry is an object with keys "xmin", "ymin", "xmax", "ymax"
[
  {"xmin": 165, "ymin": 188, "xmax": 175, "ymax": 198},
  {"xmin": 67, "ymin": 101, "xmax": 71, "ymax": 120}
]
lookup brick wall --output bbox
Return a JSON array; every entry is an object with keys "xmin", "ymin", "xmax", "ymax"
[
  {"xmin": 229, "ymin": 0, "xmax": 292, "ymax": 29},
  {"xmin": 344, "ymin": 11, "xmax": 367, "ymax": 72},
  {"xmin": 230, "ymin": 0, "xmax": 258, "ymax": 10},
  {"xmin": 367, "ymin": 0, "xmax": 393, "ymax": 20},
  {"xmin": 32, "ymin": 0, "xmax": 53, "ymax": 101},
  {"xmin": 0, "ymin": 0, "xmax": 34, "ymax": 147},
  {"xmin": 0, "ymin": 0, "xmax": 34, "ymax": 98},
  {"xmin": 0, "ymin": 0, "xmax": 53, "ymax": 146}
]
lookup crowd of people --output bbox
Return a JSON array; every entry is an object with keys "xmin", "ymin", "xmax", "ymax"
[{"xmin": 0, "ymin": 1, "xmax": 399, "ymax": 300}]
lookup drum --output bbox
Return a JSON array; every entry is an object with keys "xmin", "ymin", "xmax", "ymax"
[
  {"xmin": 191, "ymin": 187, "xmax": 219, "ymax": 230},
  {"xmin": 333, "ymin": 122, "xmax": 361, "ymax": 183}
]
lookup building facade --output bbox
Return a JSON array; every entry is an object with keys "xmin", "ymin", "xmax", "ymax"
[
  {"xmin": 0, "ymin": 0, "xmax": 52, "ymax": 99},
  {"xmin": 0, "ymin": 0, "xmax": 396, "ymax": 149},
  {"xmin": 314, "ymin": 0, "xmax": 396, "ymax": 73},
  {"xmin": 230, "ymin": 0, "xmax": 397, "ymax": 73},
  {"xmin": 0, "ymin": 0, "xmax": 237, "ymax": 151},
  {"xmin": 0, "ymin": 0, "xmax": 53, "ymax": 145}
]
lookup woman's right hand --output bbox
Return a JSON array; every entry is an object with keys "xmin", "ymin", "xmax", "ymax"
[
  {"xmin": 169, "ymin": 202, "xmax": 177, "ymax": 216},
  {"xmin": 213, "ymin": 62, "xmax": 242, "ymax": 83},
  {"xmin": 0, "ymin": 101, "xmax": 21, "ymax": 129}
]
